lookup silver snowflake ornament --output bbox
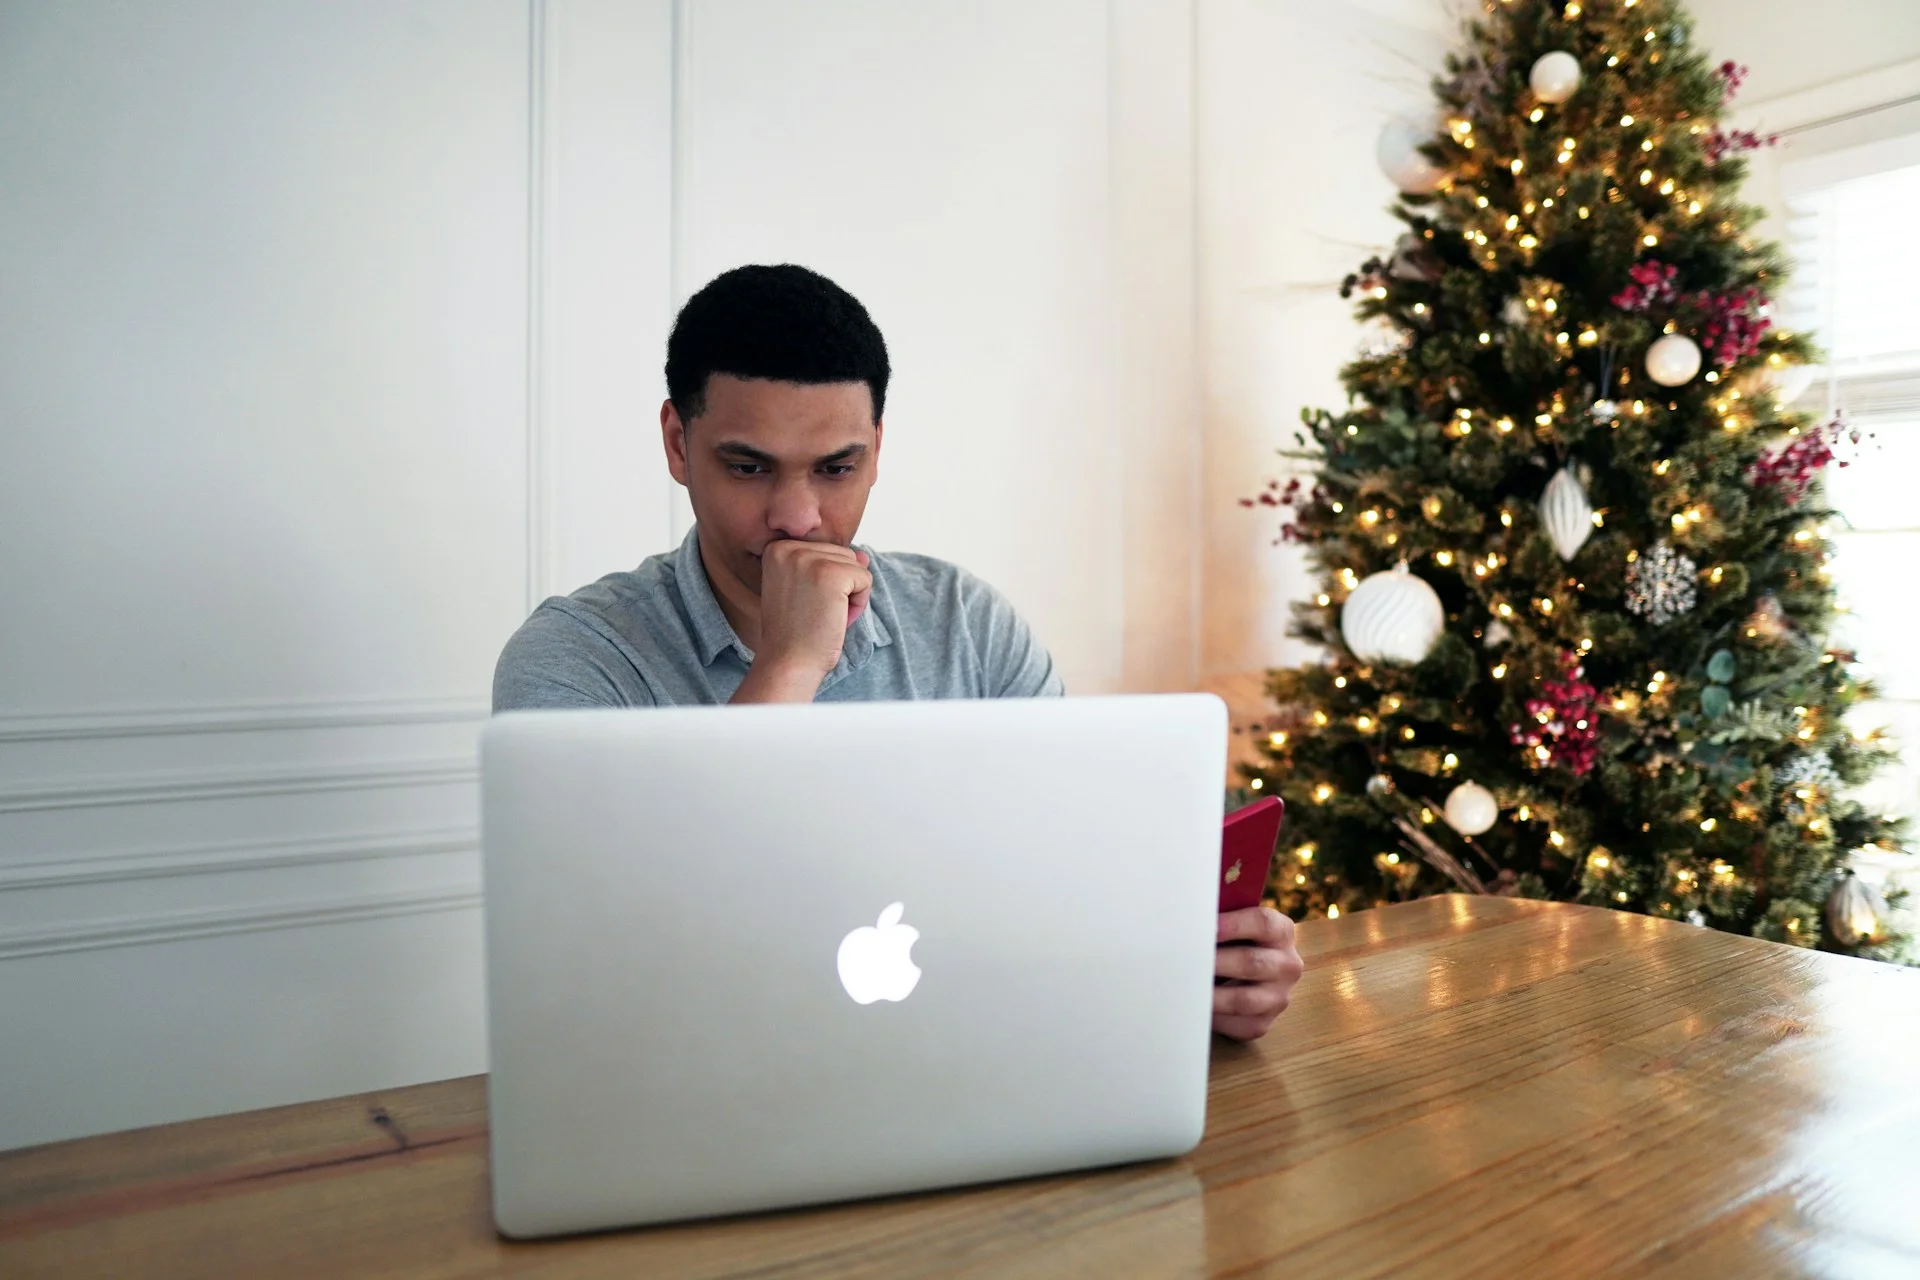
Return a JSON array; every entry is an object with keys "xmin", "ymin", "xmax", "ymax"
[
  {"xmin": 1776, "ymin": 752, "xmax": 1839, "ymax": 793},
  {"xmin": 1357, "ymin": 317, "xmax": 1411, "ymax": 359},
  {"xmin": 1624, "ymin": 541, "xmax": 1699, "ymax": 625}
]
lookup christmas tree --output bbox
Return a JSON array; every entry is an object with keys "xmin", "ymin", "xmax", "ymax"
[{"xmin": 1244, "ymin": 0, "xmax": 1908, "ymax": 957}]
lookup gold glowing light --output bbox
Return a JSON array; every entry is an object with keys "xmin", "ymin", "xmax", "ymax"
[{"xmin": 1313, "ymin": 783, "xmax": 1334, "ymax": 802}]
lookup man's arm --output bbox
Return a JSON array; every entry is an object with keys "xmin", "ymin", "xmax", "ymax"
[{"xmin": 956, "ymin": 571, "xmax": 1063, "ymax": 698}]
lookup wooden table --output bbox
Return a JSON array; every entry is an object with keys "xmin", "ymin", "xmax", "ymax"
[{"xmin": 5, "ymin": 896, "xmax": 1920, "ymax": 1278}]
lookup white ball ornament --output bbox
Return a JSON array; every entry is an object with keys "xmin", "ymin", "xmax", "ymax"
[
  {"xmin": 1376, "ymin": 115, "xmax": 1444, "ymax": 194},
  {"xmin": 1529, "ymin": 51, "xmax": 1583, "ymax": 104},
  {"xmin": 1341, "ymin": 562, "xmax": 1445, "ymax": 666},
  {"xmin": 1645, "ymin": 333, "xmax": 1703, "ymax": 387},
  {"xmin": 1538, "ymin": 466, "xmax": 1595, "ymax": 561},
  {"xmin": 1443, "ymin": 781, "xmax": 1500, "ymax": 836}
]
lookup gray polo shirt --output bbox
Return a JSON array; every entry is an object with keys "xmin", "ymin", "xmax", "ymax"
[{"xmin": 492, "ymin": 527, "xmax": 1064, "ymax": 710}]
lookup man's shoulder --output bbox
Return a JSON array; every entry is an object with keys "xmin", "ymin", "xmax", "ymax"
[
  {"xmin": 557, "ymin": 547, "xmax": 684, "ymax": 626},
  {"xmin": 866, "ymin": 547, "xmax": 996, "ymax": 607},
  {"xmin": 492, "ymin": 547, "xmax": 695, "ymax": 711}
]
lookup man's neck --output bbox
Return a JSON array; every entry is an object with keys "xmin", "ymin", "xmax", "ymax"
[{"xmin": 698, "ymin": 537, "xmax": 763, "ymax": 653}]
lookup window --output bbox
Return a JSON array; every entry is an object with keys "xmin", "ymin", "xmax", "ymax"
[{"xmin": 1779, "ymin": 142, "xmax": 1920, "ymax": 938}]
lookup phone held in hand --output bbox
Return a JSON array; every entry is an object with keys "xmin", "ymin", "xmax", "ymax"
[{"xmin": 1220, "ymin": 796, "xmax": 1285, "ymax": 914}]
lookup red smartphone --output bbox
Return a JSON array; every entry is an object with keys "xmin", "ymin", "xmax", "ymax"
[{"xmin": 1220, "ymin": 796, "xmax": 1285, "ymax": 913}]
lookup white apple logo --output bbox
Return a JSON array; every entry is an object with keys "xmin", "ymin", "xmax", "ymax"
[{"xmin": 836, "ymin": 902, "xmax": 922, "ymax": 1005}]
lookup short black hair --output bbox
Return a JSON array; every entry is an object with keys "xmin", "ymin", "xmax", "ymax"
[{"xmin": 665, "ymin": 264, "xmax": 890, "ymax": 423}]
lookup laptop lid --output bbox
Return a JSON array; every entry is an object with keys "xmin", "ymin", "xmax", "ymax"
[{"xmin": 481, "ymin": 693, "xmax": 1226, "ymax": 1238}]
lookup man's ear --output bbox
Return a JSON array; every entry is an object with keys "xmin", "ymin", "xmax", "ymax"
[
  {"xmin": 661, "ymin": 399, "xmax": 691, "ymax": 487},
  {"xmin": 870, "ymin": 419, "xmax": 883, "ymax": 484}
]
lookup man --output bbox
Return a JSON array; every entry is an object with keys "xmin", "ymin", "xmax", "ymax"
[{"xmin": 495, "ymin": 264, "xmax": 1302, "ymax": 1041}]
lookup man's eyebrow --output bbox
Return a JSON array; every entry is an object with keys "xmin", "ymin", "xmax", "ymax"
[
  {"xmin": 710, "ymin": 441, "xmax": 869, "ymax": 466},
  {"xmin": 711, "ymin": 441, "xmax": 776, "ymax": 463}
]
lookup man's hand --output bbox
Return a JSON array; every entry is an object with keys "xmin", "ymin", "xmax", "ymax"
[
  {"xmin": 731, "ymin": 540, "xmax": 871, "ymax": 704},
  {"xmin": 1212, "ymin": 907, "xmax": 1303, "ymax": 1042}
]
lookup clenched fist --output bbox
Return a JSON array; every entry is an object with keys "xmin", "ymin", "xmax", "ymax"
[{"xmin": 730, "ymin": 540, "xmax": 871, "ymax": 704}]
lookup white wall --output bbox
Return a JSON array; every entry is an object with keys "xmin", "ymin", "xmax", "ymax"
[
  {"xmin": 1191, "ymin": 0, "xmax": 1448, "ymax": 746},
  {"xmin": 0, "ymin": 0, "xmax": 672, "ymax": 1150},
  {"xmin": 670, "ymin": 0, "xmax": 1197, "ymax": 695},
  {"xmin": 0, "ymin": 0, "xmax": 1197, "ymax": 1149}
]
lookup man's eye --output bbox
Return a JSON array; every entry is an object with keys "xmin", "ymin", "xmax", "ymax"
[
  {"xmin": 819, "ymin": 464, "xmax": 856, "ymax": 478},
  {"xmin": 726, "ymin": 463, "xmax": 769, "ymax": 477}
]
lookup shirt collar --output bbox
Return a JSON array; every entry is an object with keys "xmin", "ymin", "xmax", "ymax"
[{"xmin": 676, "ymin": 526, "xmax": 893, "ymax": 672}]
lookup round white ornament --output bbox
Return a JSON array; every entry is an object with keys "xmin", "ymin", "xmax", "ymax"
[
  {"xmin": 1529, "ymin": 51, "xmax": 1582, "ymax": 104},
  {"xmin": 1538, "ymin": 466, "xmax": 1595, "ymax": 561},
  {"xmin": 1645, "ymin": 333, "xmax": 1702, "ymax": 386},
  {"xmin": 1341, "ymin": 562, "xmax": 1445, "ymax": 665},
  {"xmin": 1483, "ymin": 619, "xmax": 1513, "ymax": 648},
  {"xmin": 1443, "ymin": 781, "xmax": 1499, "ymax": 836},
  {"xmin": 1764, "ymin": 362, "xmax": 1816, "ymax": 404},
  {"xmin": 1376, "ymin": 116, "xmax": 1444, "ymax": 194}
]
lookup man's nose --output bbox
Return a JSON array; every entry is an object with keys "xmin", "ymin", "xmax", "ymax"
[{"xmin": 766, "ymin": 477, "xmax": 823, "ymax": 540}]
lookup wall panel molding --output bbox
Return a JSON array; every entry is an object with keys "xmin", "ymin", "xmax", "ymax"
[
  {"xmin": 0, "ymin": 827, "xmax": 477, "ymax": 891},
  {"xmin": 0, "ymin": 696, "xmax": 488, "ymax": 743},
  {"xmin": 0, "ymin": 758, "xmax": 476, "ymax": 815},
  {"xmin": 0, "ymin": 883, "xmax": 482, "ymax": 961}
]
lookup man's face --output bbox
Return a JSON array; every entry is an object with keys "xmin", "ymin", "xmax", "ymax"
[{"xmin": 661, "ymin": 373, "xmax": 882, "ymax": 595}]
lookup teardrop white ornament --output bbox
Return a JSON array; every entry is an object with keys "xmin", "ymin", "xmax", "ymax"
[
  {"xmin": 1443, "ymin": 781, "xmax": 1499, "ymax": 836},
  {"xmin": 1528, "ymin": 51, "xmax": 1582, "ymax": 104},
  {"xmin": 1826, "ymin": 871, "xmax": 1888, "ymax": 946},
  {"xmin": 1539, "ymin": 467, "xmax": 1595, "ymax": 561},
  {"xmin": 1341, "ymin": 563, "xmax": 1445, "ymax": 665},
  {"xmin": 1645, "ymin": 333, "xmax": 1702, "ymax": 386}
]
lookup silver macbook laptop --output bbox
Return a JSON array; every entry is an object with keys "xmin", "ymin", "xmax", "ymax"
[{"xmin": 480, "ymin": 694, "xmax": 1227, "ymax": 1238}]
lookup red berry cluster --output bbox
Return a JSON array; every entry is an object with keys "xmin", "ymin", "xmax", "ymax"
[
  {"xmin": 1746, "ymin": 417, "xmax": 1846, "ymax": 503},
  {"xmin": 1705, "ymin": 126, "xmax": 1777, "ymax": 162},
  {"xmin": 1696, "ymin": 288, "xmax": 1771, "ymax": 367},
  {"xmin": 1714, "ymin": 60, "xmax": 1749, "ymax": 100},
  {"xmin": 1239, "ymin": 475, "xmax": 1314, "ymax": 543},
  {"xmin": 1612, "ymin": 260, "xmax": 1679, "ymax": 312},
  {"xmin": 1509, "ymin": 654, "xmax": 1602, "ymax": 776}
]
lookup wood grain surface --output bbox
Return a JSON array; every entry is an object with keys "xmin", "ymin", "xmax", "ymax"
[{"xmin": 4, "ymin": 896, "xmax": 1918, "ymax": 1279}]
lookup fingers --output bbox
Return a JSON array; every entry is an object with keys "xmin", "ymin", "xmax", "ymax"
[
  {"xmin": 1213, "ymin": 943, "xmax": 1303, "ymax": 984},
  {"xmin": 1213, "ymin": 1013, "xmax": 1278, "ymax": 1043},
  {"xmin": 763, "ymin": 539, "xmax": 865, "ymax": 570},
  {"xmin": 1217, "ymin": 906, "xmax": 1297, "ymax": 949},
  {"xmin": 1212, "ymin": 980, "xmax": 1290, "ymax": 1021}
]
